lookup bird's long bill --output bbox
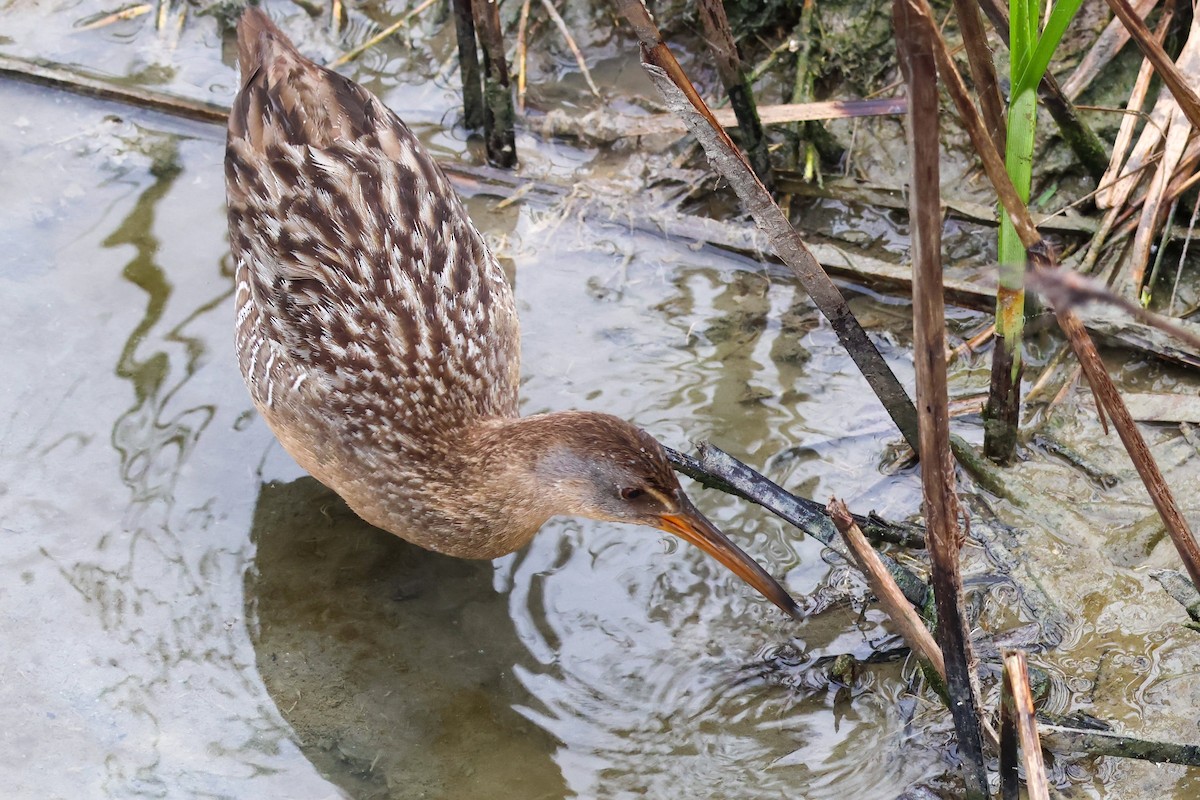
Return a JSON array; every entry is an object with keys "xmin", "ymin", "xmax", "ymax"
[{"xmin": 658, "ymin": 498, "xmax": 801, "ymax": 620}]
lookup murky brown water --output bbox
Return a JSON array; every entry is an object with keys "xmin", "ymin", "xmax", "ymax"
[{"xmin": 3, "ymin": 3, "xmax": 1200, "ymax": 799}]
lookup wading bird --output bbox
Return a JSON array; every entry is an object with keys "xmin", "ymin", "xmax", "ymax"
[{"xmin": 226, "ymin": 8, "xmax": 798, "ymax": 618}]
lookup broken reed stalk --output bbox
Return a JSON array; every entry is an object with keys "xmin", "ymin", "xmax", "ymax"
[
  {"xmin": 894, "ymin": 2, "xmax": 988, "ymax": 795},
  {"xmin": 905, "ymin": 0, "xmax": 1200, "ymax": 593},
  {"xmin": 827, "ymin": 499, "xmax": 945, "ymax": 675},
  {"xmin": 696, "ymin": 0, "xmax": 773, "ymax": 188},
  {"xmin": 611, "ymin": 0, "xmax": 921, "ymax": 454},
  {"xmin": 1101, "ymin": 0, "xmax": 1200, "ymax": 133},
  {"xmin": 999, "ymin": 651, "xmax": 1051, "ymax": 800},
  {"xmin": 470, "ymin": 0, "xmax": 517, "ymax": 167},
  {"xmin": 451, "ymin": 0, "xmax": 485, "ymax": 129},
  {"xmin": 950, "ymin": 0, "xmax": 1006, "ymax": 153}
]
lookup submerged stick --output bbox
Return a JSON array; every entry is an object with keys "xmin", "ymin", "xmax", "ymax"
[
  {"xmin": 1040, "ymin": 725, "xmax": 1200, "ymax": 767},
  {"xmin": 895, "ymin": 2, "xmax": 988, "ymax": 794},
  {"xmin": 667, "ymin": 443, "xmax": 933, "ymax": 606},
  {"xmin": 0, "ymin": 54, "xmax": 227, "ymax": 124}
]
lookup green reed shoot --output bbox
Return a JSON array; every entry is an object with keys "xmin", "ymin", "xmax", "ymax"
[{"xmin": 985, "ymin": 0, "xmax": 1084, "ymax": 461}]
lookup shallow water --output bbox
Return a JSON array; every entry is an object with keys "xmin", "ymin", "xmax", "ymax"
[{"xmin": 3, "ymin": 4, "xmax": 1199, "ymax": 799}]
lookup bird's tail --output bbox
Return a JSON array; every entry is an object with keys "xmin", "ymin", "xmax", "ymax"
[{"xmin": 236, "ymin": 7, "xmax": 297, "ymax": 83}]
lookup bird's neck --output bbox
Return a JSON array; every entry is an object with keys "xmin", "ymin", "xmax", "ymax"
[{"xmin": 394, "ymin": 412, "xmax": 597, "ymax": 559}]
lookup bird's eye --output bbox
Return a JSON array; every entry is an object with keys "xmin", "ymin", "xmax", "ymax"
[{"xmin": 619, "ymin": 486, "xmax": 644, "ymax": 501}]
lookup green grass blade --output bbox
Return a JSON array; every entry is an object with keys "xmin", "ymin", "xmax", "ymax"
[
  {"xmin": 1010, "ymin": 0, "xmax": 1033, "ymax": 70},
  {"xmin": 1016, "ymin": 0, "xmax": 1086, "ymax": 92}
]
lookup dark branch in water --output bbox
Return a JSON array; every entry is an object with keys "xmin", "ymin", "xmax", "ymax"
[
  {"xmin": 1040, "ymin": 724, "xmax": 1200, "ymax": 767},
  {"xmin": 664, "ymin": 443, "xmax": 931, "ymax": 607}
]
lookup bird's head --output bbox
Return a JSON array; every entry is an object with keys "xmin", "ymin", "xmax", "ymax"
[{"xmin": 510, "ymin": 412, "xmax": 800, "ymax": 619}]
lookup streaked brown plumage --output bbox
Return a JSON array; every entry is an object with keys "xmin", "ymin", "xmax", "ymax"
[{"xmin": 226, "ymin": 9, "xmax": 798, "ymax": 618}]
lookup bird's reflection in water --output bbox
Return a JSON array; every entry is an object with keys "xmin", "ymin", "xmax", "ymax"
[{"xmin": 245, "ymin": 477, "xmax": 567, "ymax": 800}]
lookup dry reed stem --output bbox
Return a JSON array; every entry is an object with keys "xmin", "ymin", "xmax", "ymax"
[
  {"xmin": 612, "ymin": 0, "xmax": 923, "ymax": 451},
  {"xmin": 950, "ymin": 0, "xmax": 1005, "ymax": 152},
  {"xmin": 330, "ymin": 0, "xmax": 438, "ymax": 66},
  {"xmin": 1062, "ymin": 0, "xmax": 1157, "ymax": 100},
  {"xmin": 1124, "ymin": 14, "xmax": 1200, "ymax": 293},
  {"xmin": 1095, "ymin": 11, "xmax": 1173, "ymax": 210},
  {"xmin": 827, "ymin": 499, "xmax": 944, "ymax": 674},
  {"xmin": 1102, "ymin": 0, "xmax": 1200, "ymax": 131},
  {"xmin": 999, "ymin": 651, "xmax": 1051, "ymax": 800},
  {"xmin": 539, "ymin": 0, "xmax": 600, "ymax": 97},
  {"xmin": 906, "ymin": 0, "xmax": 1200, "ymax": 593},
  {"xmin": 895, "ymin": 0, "xmax": 989, "ymax": 792}
]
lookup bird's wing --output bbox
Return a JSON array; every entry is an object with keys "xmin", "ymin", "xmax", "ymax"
[{"xmin": 226, "ymin": 10, "xmax": 520, "ymax": 431}]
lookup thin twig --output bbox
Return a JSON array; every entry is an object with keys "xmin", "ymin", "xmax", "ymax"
[
  {"xmin": 538, "ymin": 0, "xmax": 600, "ymax": 98},
  {"xmin": 1169, "ymin": 185, "xmax": 1200, "ymax": 315},
  {"xmin": 516, "ymin": 0, "xmax": 532, "ymax": 112},
  {"xmin": 329, "ymin": 0, "xmax": 439, "ymax": 67}
]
